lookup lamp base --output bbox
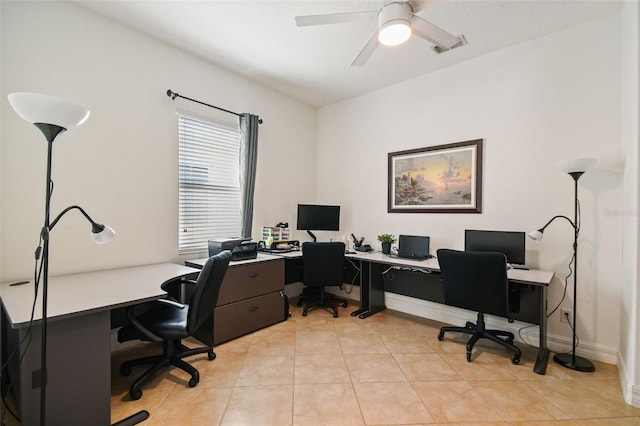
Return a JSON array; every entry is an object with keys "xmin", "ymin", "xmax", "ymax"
[{"xmin": 553, "ymin": 353, "xmax": 595, "ymax": 372}]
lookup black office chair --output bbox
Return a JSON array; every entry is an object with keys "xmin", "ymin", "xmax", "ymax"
[
  {"xmin": 118, "ymin": 251, "xmax": 232, "ymax": 400},
  {"xmin": 436, "ymin": 249, "xmax": 521, "ymax": 365},
  {"xmin": 300, "ymin": 242, "xmax": 348, "ymax": 318}
]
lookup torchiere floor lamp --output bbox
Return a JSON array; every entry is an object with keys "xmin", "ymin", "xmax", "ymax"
[
  {"xmin": 7, "ymin": 92, "xmax": 116, "ymax": 425},
  {"xmin": 529, "ymin": 157, "xmax": 596, "ymax": 372}
]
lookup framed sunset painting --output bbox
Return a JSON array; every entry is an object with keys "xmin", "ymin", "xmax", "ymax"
[{"xmin": 388, "ymin": 139, "xmax": 483, "ymax": 213}]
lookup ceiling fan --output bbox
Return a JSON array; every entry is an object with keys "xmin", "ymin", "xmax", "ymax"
[{"xmin": 295, "ymin": 1, "xmax": 466, "ymax": 66}]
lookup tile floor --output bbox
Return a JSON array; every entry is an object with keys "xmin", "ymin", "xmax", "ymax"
[{"xmin": 106, "ymin": 301, "xmax": 640, "ymax": 425}]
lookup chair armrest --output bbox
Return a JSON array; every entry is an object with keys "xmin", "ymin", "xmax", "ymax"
[
  {"xmin": 161, "ymin": 277, "xmax": 197, "ymax": 302},
  {"xmin": 157, "ymin": 298, "xmax": 186, "ymax": 309},
  {"xmin": 126, "ymin": 305, "xmax": 163, "ymax": 342}
]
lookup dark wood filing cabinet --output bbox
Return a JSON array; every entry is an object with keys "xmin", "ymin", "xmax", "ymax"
[{"xmin": 190, "ymin": 256, "xmax": 286, "ymax": 345}]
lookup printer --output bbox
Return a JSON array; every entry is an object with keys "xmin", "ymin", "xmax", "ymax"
[{"xmin": 208, "ymin": 238, "xmax": 258, "ymax": 261}]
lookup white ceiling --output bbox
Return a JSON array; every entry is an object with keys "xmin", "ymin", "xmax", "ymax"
[{"xmin": 76, "ymin": 0, "xmax": 623, "ymax": 107}]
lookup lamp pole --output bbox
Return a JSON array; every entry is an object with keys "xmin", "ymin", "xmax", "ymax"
[
  {"xmin": 553, "ymin": 171, "xmax": 595, "ymax": 372},
  {"xmin": 36, "ymin": 124, "xmax": 66, "ymax": 426}
]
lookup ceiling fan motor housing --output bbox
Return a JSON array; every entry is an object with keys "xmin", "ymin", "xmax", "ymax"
[{"xmin": 378, "ymin": 2, "xmax": 413, "ymax": 46}]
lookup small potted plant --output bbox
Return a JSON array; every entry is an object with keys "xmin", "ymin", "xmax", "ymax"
[{"xmin": 377, "ymin": 234, "xmax": 396, "ymax": 254}]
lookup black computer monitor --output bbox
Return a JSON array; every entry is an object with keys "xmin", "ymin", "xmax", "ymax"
[
  {"xmin": 296, "ymin": 204, "xmax": 340, "ymax": 241},
  {"xmin": 464, "ymin": 229, "xmax": 526, "ymax": 265}
]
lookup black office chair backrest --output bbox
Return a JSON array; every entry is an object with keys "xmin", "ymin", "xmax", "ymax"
[
  {"xmin": 437, "ymin": 248, "xmax": 511, "ymax": 318},
  {"xmin": 302, "ymin": 242, "xmax": 345, "ymax": 287},
  {"xmin": 187, "ymin": 250, "xmax": 232, "ymax": 333}
]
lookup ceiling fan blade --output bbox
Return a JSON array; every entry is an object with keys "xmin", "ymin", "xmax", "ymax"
[
  {"xmin": 411, "ymin": 15, "xmax": 462, "ymax": 49},
  {"xmin": 351, "ymin": 30, "xmax": 380, "ymax": 67},
  {"xmin": 295, "ymin": 11, "xmax": 376, "ymax": 27}
]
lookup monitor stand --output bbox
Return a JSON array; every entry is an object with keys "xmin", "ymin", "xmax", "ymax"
[{"xmin": 306, "ymin": 230, "xmax": 317, "ymax": 242}]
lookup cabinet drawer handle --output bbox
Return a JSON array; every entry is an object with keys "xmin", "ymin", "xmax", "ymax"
[
  {"xmin": 248, "ymin": 306, "xmax": 259, "ymax": 312},
  {"xmin": 248, "ymin": 272, "xmax": 259, "ymax": 278}
]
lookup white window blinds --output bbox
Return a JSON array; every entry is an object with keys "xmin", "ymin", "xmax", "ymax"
[{"xmin": 178, "ymin": 112, "xmax": 242, "ymax": 254}]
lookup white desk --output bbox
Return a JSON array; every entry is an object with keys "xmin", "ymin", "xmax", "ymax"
[
  {"xmin": 341, "ymin": 251, "xmax": 553, "ymax": 374},
  {"xmin": 274, "ymin": 249, "xmax": 554, "ymax": 374},
  {"xmin": 0, "ymin": 263, "xmax": 200, "ymax": 426}
]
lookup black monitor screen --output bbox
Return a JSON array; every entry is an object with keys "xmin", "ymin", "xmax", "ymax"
[
  {"xmin": 464, "ymin": 229, "xmax": 526, "ymax": 265},
  {"xmin": 296, "ymin": 204, "xmax": 340, "ymax": 231}
]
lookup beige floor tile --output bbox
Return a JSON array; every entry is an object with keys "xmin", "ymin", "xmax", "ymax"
[
  {"xmin": 294, "ymin": 354, "xmax": 351, "ymax": 384},
  {"xmin": 393, "ymin": 353, "xmax": 461, "ymax": 381},
  {"xmin": 220, "ymin": 385, "xmax": 293, "ymax": 426},
  {"xmin": 354, "ymin": 381, "xmax": 433, "ymax": 424},
  {"xmin": 379, "ymin": 331, "xmax": 438, "ymax": 354},
  {"xmin": 344, "ymin": 353, "xmax": 407, "ymax": 382},
  {"xmin": 236, "ymin": 354, "xmax": 295, "ymax": 386},
  {"xmin": 295, "ymin": 331, "xmax": 342, "ymax": 355},
  {"xmin": 412, "ymin": 380, "xmax": 503, "ymax": 423},
  {"xmin": 339, "ymin": 333, "xmax": 390, "ymax": 354},
  {"xmin": 470, "ymin": 379, "xmax": 570, "ymax": 421},
  {"xmin": 147, "ymin": 387, "xmax": 232, "ymax": 425},
  {"xmin": 293, "ymin": 383, "xmax": 364, "ymax": 425}
]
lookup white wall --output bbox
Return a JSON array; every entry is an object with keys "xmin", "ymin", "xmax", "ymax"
[
  {"xmin": 316, "ymin": 14, "xmax": 624, "ymax": 362},
  {"xmin": 618, "ymin": 0, "xmax": 640, "ymax": 407},
  {"xmin": 0, "ymin": 1, "xmax": 316, "ymax": 281}
]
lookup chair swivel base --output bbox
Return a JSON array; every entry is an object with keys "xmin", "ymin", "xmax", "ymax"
[
  {"xmin": 120, "ymin": 341, "xmax": 216, "ymax": 400},
  {"xmin": 437, "ymin": 314, "xmax": 521, "ymax": 365},
  {"xmin": 553, "ymin": 352, "xmax": 595, "ymax": 372},
  {"xmin": 301, "ymin": 292, "xmax": 348, "ymax": 318}
]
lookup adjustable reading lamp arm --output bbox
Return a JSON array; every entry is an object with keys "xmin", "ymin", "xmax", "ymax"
[
  {"xmin": 50, "ymin": 205, "xmax": 105, "ymax": 233},
  {"xmin": 538, "ymin": 215, "xmax": 577, "ymax": 233}
]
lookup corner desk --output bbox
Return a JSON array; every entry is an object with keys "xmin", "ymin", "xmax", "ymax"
[
  {"xmin": 272, "ymin": 249, "xmax": 554, "ymax": 375},
  {"xmin": 0, "ymin": 263, "xmax": 200, "ymax": 426}
]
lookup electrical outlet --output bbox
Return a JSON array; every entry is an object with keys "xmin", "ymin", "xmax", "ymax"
[{"xmin": 561, "ymin": 308, "xmax": 571, "ymax": 323}]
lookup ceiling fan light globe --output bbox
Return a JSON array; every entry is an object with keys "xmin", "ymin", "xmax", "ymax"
[{"xmin": 379, "ymin": 21, "xmax": 411, "ymax": 46}]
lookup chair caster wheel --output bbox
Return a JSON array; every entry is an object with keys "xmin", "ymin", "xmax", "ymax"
[
  {"xmin": 437, "ymin": 331, "xmax": 444, "ymax": 341},
  {"xmin": 296, "ymin": 300, "xmax": 302, "ymax": 307},
  {"xmin": 208, "ymin": 351, "xmax": 216, "ymax": 361},
  {"xmin": 466, "ymin": 351, "xmax": 472, "ymax": 362},
  {"xmin": 342, "ymin": 302, "xmax": 348, "ymax": 308},
  {"xmin": 512, "ymin": 357, "xmax": 520, "ymax": 365},
  {"xmin": 188, "ymin": 377, "xmax": 199, "ymax": 387},
  {"xmin": 333, "ymin": 312, "xmax": 338, "ymax": 318},
  {"xmin": 130, "ymin": 388, "xmax": 142, "ymax": 400},
  {"xmin": 120, "ymin": 365, "xmax": 131, "ymax": 376}
]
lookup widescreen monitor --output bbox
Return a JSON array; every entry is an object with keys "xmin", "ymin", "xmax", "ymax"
[{"xmin": 464, "ymin": 229, "xmax": 526, "ymax": 265}]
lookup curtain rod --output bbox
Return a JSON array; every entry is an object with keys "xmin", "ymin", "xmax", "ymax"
[{"xmin": 166, "ymin": 89, "xmax": 263, "ymax": 124}]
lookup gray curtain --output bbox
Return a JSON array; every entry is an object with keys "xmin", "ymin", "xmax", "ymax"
[{"xmin": 239, "ymin": 113, "xmax": 260, "ymax": 238}]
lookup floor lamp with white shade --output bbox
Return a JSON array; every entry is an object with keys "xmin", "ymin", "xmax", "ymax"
[
  {"xmin": 7, "ymin": 92, "xmax": 116, "ymax": 425},
  {"xmin": 529, "ymin": 157, "xmax": 596, "ymax": 373}
]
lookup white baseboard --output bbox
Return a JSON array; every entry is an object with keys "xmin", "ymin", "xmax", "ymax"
[{"xmin": 618, "ymin": 352, "xmax": 640, "ymax": 407}]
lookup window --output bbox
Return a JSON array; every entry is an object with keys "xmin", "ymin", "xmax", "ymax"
[{"xmin": 178, "ymin": 112, "xmax": 242, "ymax": 254}]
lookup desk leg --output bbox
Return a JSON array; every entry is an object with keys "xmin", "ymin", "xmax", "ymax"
[
  {"xmin": 352, "ymin": 261, "xmax": 386, "ymax": 319},
  {"xmin": 351, "ymin": 259, "xmax": 369, "ymax": 317},
  {"xmin": 534, "ymin": 285, "xmax": 550, "ymax": 375}
]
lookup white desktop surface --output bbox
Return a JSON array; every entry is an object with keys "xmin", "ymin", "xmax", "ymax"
[
  {"xmin": 274, "ymin": 249, "xmax": 554, "ymax": 286},
  {"xmin": 344, "ymin": 251, "xmax": 554, "ymax": 285},
  {"xmin": 0, "ymin": 263, "xmax": 199, "ymax": 327}
]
